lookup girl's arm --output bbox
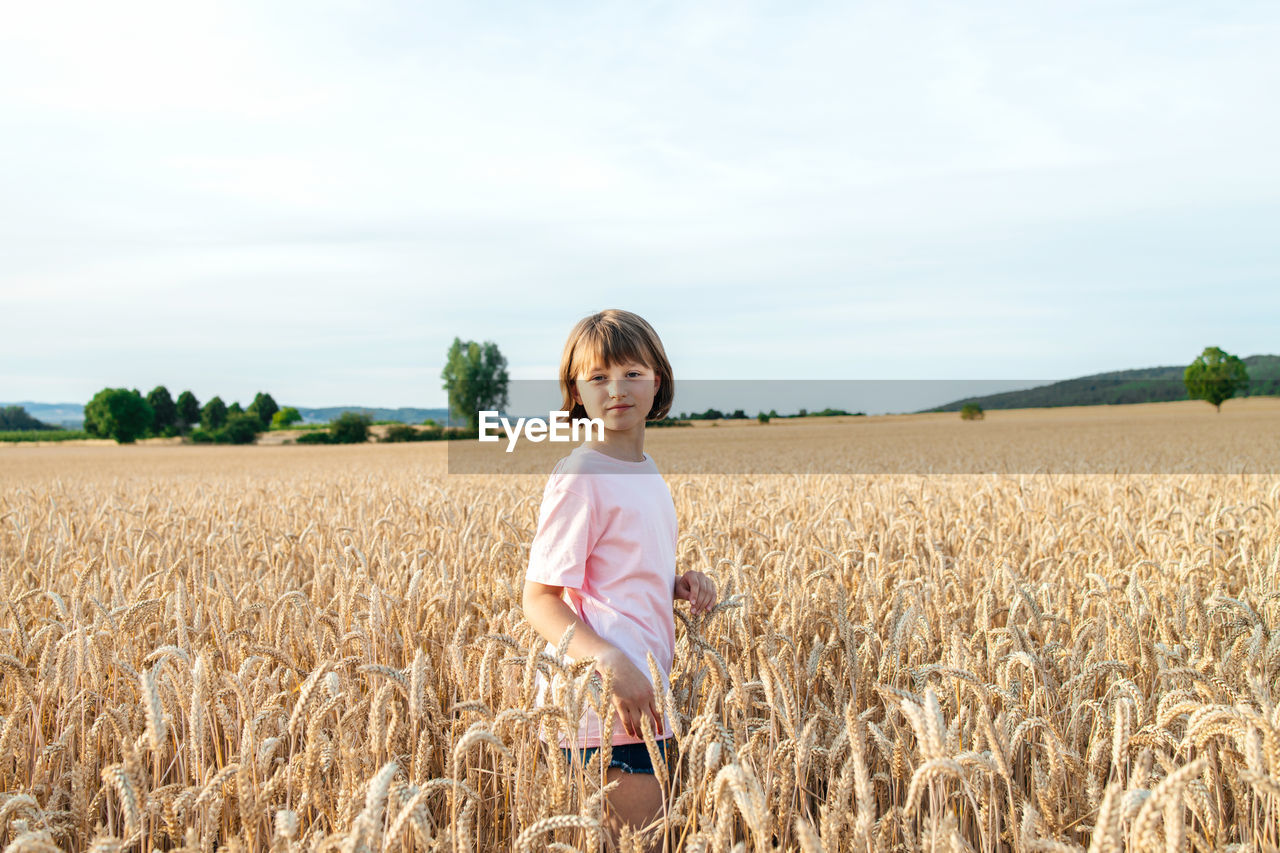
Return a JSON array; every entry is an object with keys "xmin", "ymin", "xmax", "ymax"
[
  {"xmin": 522, "ymin": 580, "xmax": 621, "ymax": 664},
  {"xmin": 522, "ymin": 579, "xmax": 662, "ymax": 739}
]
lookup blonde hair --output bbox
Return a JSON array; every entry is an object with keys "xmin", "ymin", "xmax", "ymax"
[{"xmin": 558, "ymin": 310, "xmax": 674, "ymax": 421}]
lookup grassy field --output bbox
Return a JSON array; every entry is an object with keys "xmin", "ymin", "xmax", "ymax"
[
  {"xmin": 0, "ymin": 430, "xmax": 94, "ymax": 443},
  {"xmin": 1, "ymin": 402, "xmax": 1277, "ymax": 851}
]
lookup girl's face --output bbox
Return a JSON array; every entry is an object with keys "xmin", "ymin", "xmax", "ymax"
[{"xmin": 571, "ymin": 359, "xmax": 659, "ymax": 431}]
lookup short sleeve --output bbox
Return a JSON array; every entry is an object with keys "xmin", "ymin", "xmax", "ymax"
[{"xmin": 525, "ymin": 480, "xmax": 594, "ymax": 589}]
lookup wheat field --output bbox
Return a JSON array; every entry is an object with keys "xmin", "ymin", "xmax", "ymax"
[{"xmin": 1, "ymin": 404, "xmax": 1278, "ymax": 852}]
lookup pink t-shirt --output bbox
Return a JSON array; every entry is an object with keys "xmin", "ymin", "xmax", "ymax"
[{"xmin": 525, "ymin": 443, "xmax": 677, "ymax": 748}]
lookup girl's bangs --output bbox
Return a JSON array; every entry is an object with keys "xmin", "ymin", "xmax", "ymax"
[{"xmin": 572, "ymin": 325, "xmax": 653, "ymax": 376}]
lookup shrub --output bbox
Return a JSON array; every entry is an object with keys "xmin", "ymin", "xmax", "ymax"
[
  {"xmin": 217, "ymin": 413, "xmax": 261, "ymax": 445},
  {"xmin": 272, "ymin": 407, "xmax": 302, "ymax": 429},
  {"xmin": 960, "ymin": 403, "xmax": 985, "ymax": 421},
  {"xmin": 188, "ymin": 413, "xmax": 260, "ymax": 445},
  {"xmin": 296, "ymin": 431, "xmax": 332, "ymax": 445},
  {"xmin": 330, "ymin": 412, "xmax": 372, "ymax": 444},
  {"xmin": 382, "ymin": 424, "xmax": 422, "ymax": 442},
  {"xmin": 758, "ymin": 412, "xmax": 770, "ymax": 424}
]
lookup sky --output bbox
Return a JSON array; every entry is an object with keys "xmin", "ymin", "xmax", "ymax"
[{"xmin": 2, "ymin": 0, "xmax": 1278, "ymax": 412}]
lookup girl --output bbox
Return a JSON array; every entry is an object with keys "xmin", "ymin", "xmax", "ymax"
[{"xmin": 522, "ymin": 309, "xmax": 717, "ymax": 850}]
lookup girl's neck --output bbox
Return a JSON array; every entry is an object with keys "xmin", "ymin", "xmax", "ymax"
[{"xmin": 584, "ymin": 428, "xmax": 645, "ymax": 463}]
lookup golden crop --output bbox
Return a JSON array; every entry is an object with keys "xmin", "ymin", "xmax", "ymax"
[{"xmin": 1, "ymin": 403, "xmax": 1277, "ymax": 851}]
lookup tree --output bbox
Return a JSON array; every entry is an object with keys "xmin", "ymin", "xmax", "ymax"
[
  {"xmin": 176, "ymin": 391, "xmax": 201, "ymax": 433},
  {"xmin": 271, "ymin": 407, "xmax": 302, "ymax": 429},
  {"xmin": 441, "ymin": 338, "xmax": 509, "ymax": 430},
  {"xmin": 247, "ymin": 392, "xmax": 279, "ymax": 430},
  {"xmin": 960, "ymin": 403, "xmax": 985, "ymax": 421},
  {"xmin": 146, "ymin": 386, "xmax": 177, "ymax": 436},
  {"xmin": 201, "ymin": 396, "xmax": 228, "ymax": 430},
  {"xmin": 330, "ymin": 412, "xmax": 372, "ymax": 444},
  {"xmin": 227, "ymin": 401, "xmax": 244, "ymax": 415},
  {"xmin": 1185, "ymin": 346, "xmax": 1249, "ymax": 412},
  {"xmin": 84, "ymin": 388, "xmax": 154, "ymax": 443}
]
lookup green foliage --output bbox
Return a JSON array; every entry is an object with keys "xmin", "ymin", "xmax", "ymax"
[
  {"xmin": 201, "ymin": 397, "xmax": 228, "ymax": 431},
  {"xmin": 441, "ymin": 338, "xmax": 509, "ymax": 430},
  {"xmin": 647, "ymin": 417, "xmax": 691, "ymax": 428},
  {"xmin": 176, "ymin": 391, "xmax": 201, "ymax": 432},
  {"xmin": 422, "ymin": 418, "xmax": 439, "ymax": 427},
  {"xmin": 146, "ymin": 386, "xmax": 177, "ymax": 435},
  {"xmin": 227, "ymin": 401, "xmax": 244, "ymax": 415},
  {"xmin": 798, "ymin": 408, "xmax": 807, "ymax": 418},
  {"xmin": 330, "ymin": 412, "xmax": 372, "ymax": 444},
  {"xmin": 381, "ymin": 424, "xmax": 448, "ymax": 442},
  {"xmin": 247, "ymin": 392, "xmax": 279, "ymax": 430},
  {"xmin": 0, "ymin": 430, "xmax": 92, "ymax": 442},
  {"xmin": 758, "ymin": 412, "xmax": 770, "ymax": 423},
  {"xmin": 960, "ymin": 403, "xmax": 985, "ymax": 421},
  {"xmin": 188, "ymin": 412, "xmax": 260, "ymax": 444},
  {"xmin": 730, "ymin": 409, "xmax": 748, "ymax": 419},
  {"xmin": 271, "ymin": 406, "xmax": 302, "ymax": 429},
  {"xmin": 219, "ymin": 413, "xmax": 261, "ymax": 444},
  {"xmin": 84, "ymin": 388, "xmax": 154, "ymax": 443},
  {"xmin": 295, "ymin": 430, "xmax": 332, "ymax": 444},
  {"xmin": 0, "ymin": 406, "xmax": 58, "ymax": 431},
  {"xmin": 1185, "ymin": 346, "xmax": 1249, "ymax": 412}
]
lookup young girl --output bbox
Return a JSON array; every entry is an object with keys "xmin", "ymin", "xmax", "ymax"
[{"xmin": 522, "ymin": 309, "xmax": 716, "ymax": 849}]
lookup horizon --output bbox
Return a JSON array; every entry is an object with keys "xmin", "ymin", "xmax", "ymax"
[{"xmin": 7, "ymin": 349, "xmax": 1277, "ymax": 421}]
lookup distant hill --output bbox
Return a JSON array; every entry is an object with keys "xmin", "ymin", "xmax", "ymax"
[
  {"xmin": 294, "ymin": 406, "xmax": 450, "ymax": 425},
  {"xmin": 924, "ymin": 354, "xmax": 1280, "ymax": 412},
  {"xmin": 0, "ymin": 402, "xmax": 87, "ymax": 429},
  {"xmin": 1, "ymin": 402, "xmax": 451, "ymax": 429}
]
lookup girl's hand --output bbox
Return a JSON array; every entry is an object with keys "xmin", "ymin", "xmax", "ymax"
[
  {"xmin": 597, "ymin": 648, "xmax": 661, "ymax": 740},
  {"xmin": 674, "ymin": 570, "xmax": 717, "ymax": 616}
]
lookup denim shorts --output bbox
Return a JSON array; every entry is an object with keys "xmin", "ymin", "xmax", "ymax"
[{"xmin": 561, "ymin": 739, "xmax": 669, "ymax": 775}]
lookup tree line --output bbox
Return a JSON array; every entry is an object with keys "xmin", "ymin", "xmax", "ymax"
[{"xmin": 83, "ymin": 387, "xmax": 300, "ymax": 444}]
